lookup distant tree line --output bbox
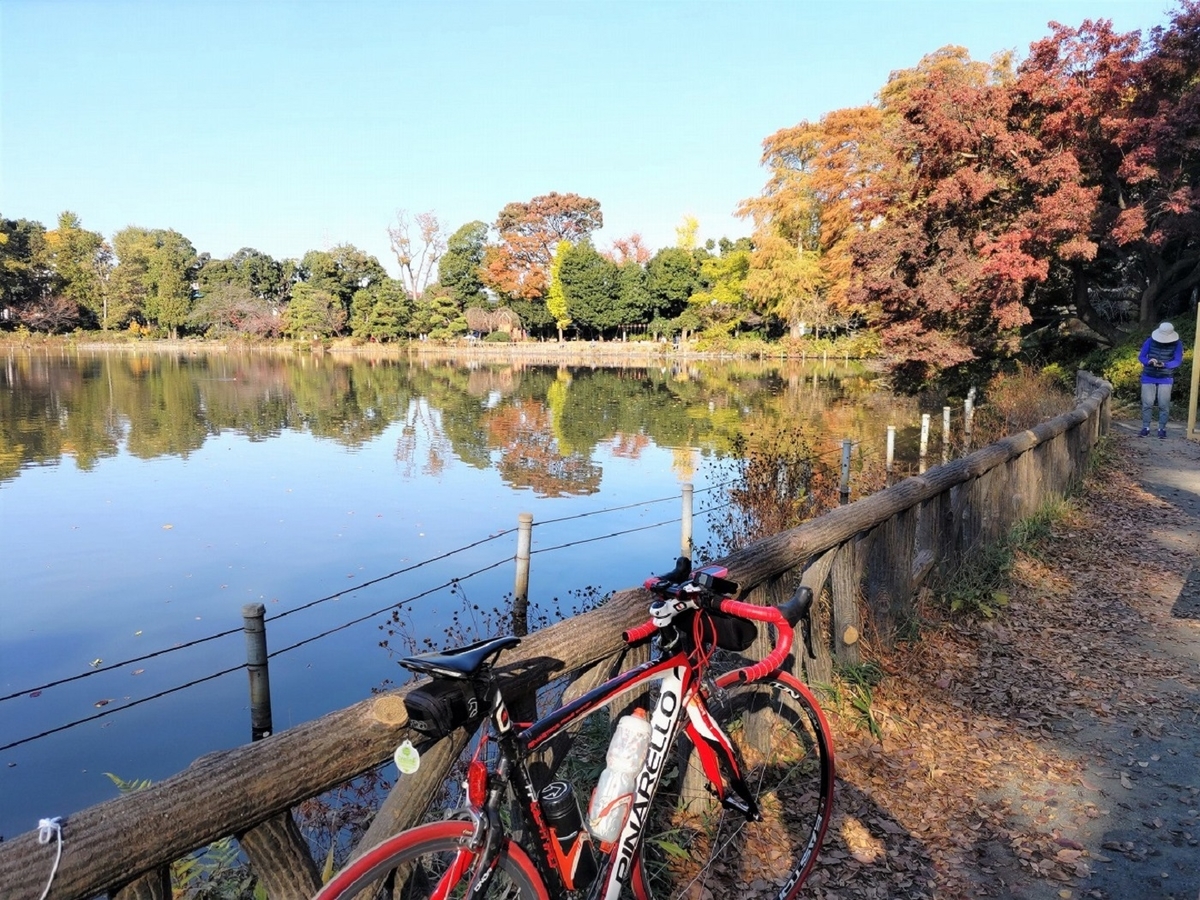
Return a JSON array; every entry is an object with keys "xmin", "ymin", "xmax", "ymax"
[{"xmin": 2, "ymin": 2, "xmax": 1196, "ymax": 388}]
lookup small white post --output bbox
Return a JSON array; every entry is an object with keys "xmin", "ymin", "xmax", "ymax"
[
  {"xmin": 965, "ymin": 387, "xmax": 976, "ymax": 449},
  {"xmin": 886, "ymin": 425, "xmax": 896, "ymax": 486},
  {"xmin": 839, "ymin": 438, "xmax": 852, "ymax": 505},
  {"xmin": 513, "ymin": 513, "xmax": 533, "ymax": 634},
  {"xmin": 942, "ymin": 406, "xmax": 951, "ymax": 464},
  {"xmin": 919, "ymin": 414, "xmax": 930, "ymax": 474},
  {"xmin": 681, "ymin": 483, "xmax": 694, "ymax": 557}
]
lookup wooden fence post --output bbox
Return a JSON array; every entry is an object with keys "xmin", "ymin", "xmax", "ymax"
[
  {"xmin": 242, "ymin": 603, "xmax": 273, "ymax": 741},
  {"xmin": 513, "ymin": 512, "xmax": 533, "ymax": 637}
]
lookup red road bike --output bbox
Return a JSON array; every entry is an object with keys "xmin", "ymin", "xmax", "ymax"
[{"xmin": 316, "ymin": 558, "xmax": 835, "ymax": 900}]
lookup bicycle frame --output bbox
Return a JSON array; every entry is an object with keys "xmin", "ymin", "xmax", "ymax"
[{"xmin": 474, "ymin": 644, "xmax": 759, "ymax": 900}]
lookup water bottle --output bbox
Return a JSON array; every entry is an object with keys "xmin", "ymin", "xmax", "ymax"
[
  {"xmin": 540, "ymin": 780, "xmax": 597, "ymax": 889},
  {"xmin": 587, "ymin": 708, "xmax": 651, "ymax": 843}
]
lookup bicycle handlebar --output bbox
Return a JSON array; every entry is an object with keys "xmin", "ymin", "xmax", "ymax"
[
  {"xmin": 623, "ymin": 558, "xmax": 806, "ymax": 681},
  {"xmin": 715, "ymin": 597, "xmax": 792, "ymax": 681}
]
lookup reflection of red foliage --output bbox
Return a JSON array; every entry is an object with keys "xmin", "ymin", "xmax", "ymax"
[
  {"xmin": 485, "ymin": 399, "xmax": 600, "ymax": 497},
  {"xmin": 609, "ymin": 432, "xmax": 649, "ymax": 459}
]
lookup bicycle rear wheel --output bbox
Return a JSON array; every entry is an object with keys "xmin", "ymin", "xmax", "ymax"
[
  {"xmin": 315, "ymin": 819, "xmax": 547, "ymax": 900},
  {"xmin": 633, "ymin": 670, "xmax": 834, "ymax": 900}
]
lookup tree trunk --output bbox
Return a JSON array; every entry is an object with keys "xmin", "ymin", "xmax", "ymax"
[{"xmin": 1069, "ymin": 265, "xmax": 1122, "ymax": 345}]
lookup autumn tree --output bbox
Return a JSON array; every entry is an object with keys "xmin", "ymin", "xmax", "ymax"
[
  {"xmin": 1113, "ymin": 1, "xmax": 1200, "ymax": 321},
  {"xmin": 188, "ymin": 285, "xmax": 281, "ymax": 338},
  {"xmin": 605, "ymin": 233, "xmax": 651, "ymax": 266},
  {"xmin": 1019, "ymin": 5, "xmax": 1200, "ymax": 327},
  {"xmin": 389, "ymin": 210, "xmax": 446, "ymax": 299},
  {"xmin": 848, "ymin": 42, "xmax": 1117, "ymax": 385},
  {"xmin": 688, "ymin": 243, "xmax": 753, "ymax": 335},
  {"xmin": 740, "ymin": 106, "xmax": 895, "ymax": 336},
  {"xmin": 546, "ymin": 240, "xmax": 571, "ymax": 340},
  {"xmin": 482, "ymin": 192, "xmax": 603, "ymax": 326}
]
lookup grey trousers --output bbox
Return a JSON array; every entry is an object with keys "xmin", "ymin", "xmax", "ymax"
[{"xmin": 1141, "ymin": 381, "xmax": 1173, "ymax": 429}]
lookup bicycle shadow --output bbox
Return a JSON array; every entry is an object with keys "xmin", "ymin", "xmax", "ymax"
[{"xmin": 1171, "ymin": 563, "xmax": 1200, "ymax": 620}]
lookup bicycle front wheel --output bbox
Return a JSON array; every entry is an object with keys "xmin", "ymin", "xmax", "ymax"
[
  {"xmin": 315, "ymin": 819, "xmax": 547, "ymax": 900},
  {"xmin": 634, "ymin": 670, "xmax": 835, "ymax": 900}
]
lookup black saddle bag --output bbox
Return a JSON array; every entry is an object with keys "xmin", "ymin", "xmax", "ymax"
[{"xmin": 404, "ymin": 679, "xmax": 482, "ymax": 739}]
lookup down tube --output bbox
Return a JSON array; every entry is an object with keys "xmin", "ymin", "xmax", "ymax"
[{"xmin": 603, "ymin": 665, "xmax": 689, "ymax": 900}]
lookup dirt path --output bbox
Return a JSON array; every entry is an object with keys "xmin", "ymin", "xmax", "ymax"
[{"xmin": 806, "ymin": 418, "xmax": 1200, "ymax": 900}]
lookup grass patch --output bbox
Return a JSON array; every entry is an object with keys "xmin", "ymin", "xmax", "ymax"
[{"xmin": 940, "ymin": 498, "xmax": 1073, "ymax": 618}]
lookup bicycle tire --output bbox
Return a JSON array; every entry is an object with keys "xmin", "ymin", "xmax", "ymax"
[
  {"xmin": 315, "ymin": 819, "xmax": 548, "ymax": 900},
  {"xmin": 632, "ymin": 670, "xmax": 834, "ymax": 900}
]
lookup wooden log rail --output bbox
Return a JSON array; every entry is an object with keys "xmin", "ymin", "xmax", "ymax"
[{"xmin": 0, "ymin": 372, "xmax": 1110, "ymax": 900}]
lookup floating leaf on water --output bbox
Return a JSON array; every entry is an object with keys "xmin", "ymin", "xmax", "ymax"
[{"xmin": 94, "ymin": 699, "xmax": 113, "ymax": 708}]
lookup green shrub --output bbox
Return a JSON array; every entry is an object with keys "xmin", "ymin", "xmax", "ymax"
[
  {"xmin": 1101, "ymin": 344, "xmax": 1145, "ymax": 401},
  {"xmin": 483, "ymin": 330, "xmax": 511, "ymax": 343}
]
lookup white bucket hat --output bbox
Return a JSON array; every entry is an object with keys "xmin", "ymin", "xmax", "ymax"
[{"xmin": 1152, "ymin": 322, "xmax": 1179, "ymax": 343}]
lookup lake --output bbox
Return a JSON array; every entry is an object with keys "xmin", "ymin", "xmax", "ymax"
[{"xmin": 0, "ymin": 347, "xmax": 921, "ymax": 840}]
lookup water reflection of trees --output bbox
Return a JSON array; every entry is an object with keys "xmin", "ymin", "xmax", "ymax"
[{"xmin": 2, "ymin": 351, "xmax": 912, "ymax": 496}]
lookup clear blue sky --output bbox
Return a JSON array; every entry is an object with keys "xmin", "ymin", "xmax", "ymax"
[{"xmin": 1, "ymin": 0, "xmax": 1170, "ymax": 277}]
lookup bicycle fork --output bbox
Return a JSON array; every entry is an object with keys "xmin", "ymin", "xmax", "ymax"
[{"xmin": 684, "ymin": 679, "xmax": 761, "ymax": 821}]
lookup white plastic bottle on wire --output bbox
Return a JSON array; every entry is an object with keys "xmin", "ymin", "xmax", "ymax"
[{"xmin": 587, "ymin": 708, "xmax": 651, "ymax": 843}]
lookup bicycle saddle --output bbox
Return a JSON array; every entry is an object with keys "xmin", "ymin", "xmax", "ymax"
[{"xmin": 400, "ymin": 635, "xmax": 521, "ymax": 679}]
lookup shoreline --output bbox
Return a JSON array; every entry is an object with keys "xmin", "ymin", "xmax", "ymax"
[{"xmin": 0, "ymin": 335, "xmax": 867, "ymax": 366}]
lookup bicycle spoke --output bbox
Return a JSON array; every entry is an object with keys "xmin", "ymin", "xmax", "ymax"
[{"xmin": 635, "ymin": 675, "xmax": 833, "ymax": 900}]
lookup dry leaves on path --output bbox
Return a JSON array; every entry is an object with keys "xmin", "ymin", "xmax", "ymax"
[{"xmin": 802, "ymin": 438, "xmax": 1200, "ymax": 899}]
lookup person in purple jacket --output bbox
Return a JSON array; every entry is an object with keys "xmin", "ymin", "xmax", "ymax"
[{"xmin": 1138, "ymin": 321, "xmax": 1183, "ymax": 438}]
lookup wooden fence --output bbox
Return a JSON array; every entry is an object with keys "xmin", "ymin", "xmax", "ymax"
[{"xmin": 0, "ymin": 371, "xmax": 1111, "ymax": 900}]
